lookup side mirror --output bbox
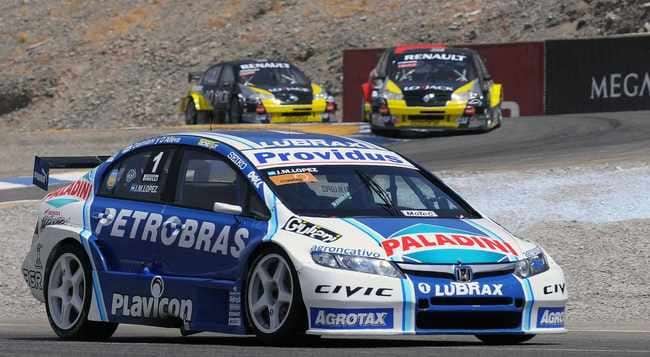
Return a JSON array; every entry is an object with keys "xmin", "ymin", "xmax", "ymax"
[
  {"xmin": 213, "ymin": 202, "xmax": 242, "ymax": 215},
  {"xmin": 188, "ymin": 72, "xmax": 201, "ymax": 83}
]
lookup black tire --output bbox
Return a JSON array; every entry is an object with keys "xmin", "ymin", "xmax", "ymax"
[
  {"xmin": 494, "ymin": 106, "xmax": 503, "ymax": 129},
  {"xmin": 44, "ymin": 242, "xmax": 118, "ymax": 340},
  {"xmin": 475, "ymin": 334, "xmax": 535, "ymax": 345},
  {"xmin": 197, "ymin": 110, "xmax": 212, "ymax": 124},
  {"xmin": 245, "ymin": 246, "xmax": 309, "ymax": 345},
  {"xmin": 226, "ymin": 97, "xmax": 242, "ymax": 124},
  {"xmin": 371, "ymin": 126, "xmax": 399, "ymax": 137},
  {"xmin": 184, "ymin": 99, "xmax": 198, "ymax": 125}
]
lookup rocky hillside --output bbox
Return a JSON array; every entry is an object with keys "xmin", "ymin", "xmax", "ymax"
[{"xmin": 1, "ymin": 0, "xmax": 649, "ymax": 130}]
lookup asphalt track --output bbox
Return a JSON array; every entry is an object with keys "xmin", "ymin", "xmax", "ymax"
[
  {"xmin": 1, "ymin": 112, "xmax": 650, "ymax": 355},
  {"xmin": 1, "ymin": 320, "xmax": 649, "ymax": 357}
]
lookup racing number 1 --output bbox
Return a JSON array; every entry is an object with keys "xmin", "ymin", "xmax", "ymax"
[{"xmin": 151, "ymin": 152, "xmax": 164, "ymax": 173}]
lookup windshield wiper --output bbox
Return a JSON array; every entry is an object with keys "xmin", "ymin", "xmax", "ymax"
[{"xmin": 355, "ymin": 170, "xmax": 401, "ymax": 217}]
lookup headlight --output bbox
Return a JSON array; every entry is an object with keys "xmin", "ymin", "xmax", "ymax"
[
  {"xmin": 514, "ymin": 248, "xmax": 549, "ymax": 278},
  {"xmin": 314, "ymin": 92, "xmax": 333, "ymax": 101},
  {"xmin": 249, "ymin": 92, "xmax": 275, "ymax": 102},
  {"xmin": 311, "ymin": 251, "xmax": 403, "ymax": 278},
  {"xmin": 381, "ymin": 90, "xmax": 403, "ymax": 101},
  {"xmin": 451, "ymin": 91, "xmax": 482, "ymax": 102}
]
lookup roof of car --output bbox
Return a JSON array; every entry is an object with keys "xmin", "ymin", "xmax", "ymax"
[
  {"xmin": 391, "ymin": 45, "xmax": 477, "ymax": 57},
  {"xmin": 185, "ymin": 130, "xmax": 383, "ymax": 150},
  {"xmin": 216, "ymin": 59, "xmax": 294, "ymax": 67}
]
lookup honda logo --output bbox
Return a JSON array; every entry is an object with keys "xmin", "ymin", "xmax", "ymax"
[{"xmin": 454, "ymin": 264, "xmax": 473, "ymax": 282}]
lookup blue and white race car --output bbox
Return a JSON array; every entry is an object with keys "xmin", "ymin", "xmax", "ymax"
[{"xmin": 22, "ymin": 131, "xmax": 567, "ymax": 344}]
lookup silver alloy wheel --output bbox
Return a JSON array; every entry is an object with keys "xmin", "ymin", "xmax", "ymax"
[
  {"xmin": 247, "ymin": 253, "xmax": 294, "ymax": 334},
  {"xmin": 47, "ymin": 253, "xmax": 85, "ymax": 330}
]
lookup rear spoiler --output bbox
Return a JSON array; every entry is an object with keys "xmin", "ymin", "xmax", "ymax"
[
  {"xmin": 187, "ymin": 72, "xmax": 201, "ymax": 83},
  {"xmin": 33, "ymin": 155, "xmax": 110, "ymax": 191}
]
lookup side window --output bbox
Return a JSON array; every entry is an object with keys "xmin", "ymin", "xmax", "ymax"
[
  {"xmin": 175, "ymin": 149, "xmax": 247, "ymax": 211},
  {"xmin": 202, "ymin": 65, "xmax": 222, "ymax": 86},
  {"xmin": 99, "ymin": 147, "xmax": 174, "ymax": 203},
  {"xmin": 371, "ymin": 175, "xmax": 425, "ymax": 209},
  {"xmin": 219, "ymin": 66, "xmax": 235, "ymax": 87}
]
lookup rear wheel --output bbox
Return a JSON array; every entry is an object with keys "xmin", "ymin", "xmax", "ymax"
[
  {"xmin": 246, "ymin": 247, "xmax": 308, "ymax": 345},
  {"xmin": 44, "ymin": 242, "xmax": 118, "ymax": 340},
  {"xmin": 184, "ymin": 99, "xmax": 198, "ymax": 125},
  {"xmin": 475, "ymin": 334, "xmax": 535, "ymax": 345}
]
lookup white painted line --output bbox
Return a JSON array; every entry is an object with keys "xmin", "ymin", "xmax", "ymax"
[
  {"xmin": 0, "ymin": 182, "xmax": 28, "ymax": 190},
  {"xmin": 51, "ymin": 170, "xmax": 86, "ymax": 181},
  {"xmin": 0, "ymin": 199, "xmax": 39, "ymax": 207},
  {"xmin": 571, "ymin": 329, "xmax": 650, "ymax": 334}
]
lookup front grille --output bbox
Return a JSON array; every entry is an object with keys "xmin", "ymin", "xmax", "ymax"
[
  {"xmin": 416, "ymin": 311, "xmax": 522, "ymax": 330},
  {"xmin": 280, "ymin": 112, "xmax": 313, "ymax": 117},
  {"xmin": 274, "ymin": 91, "xmax": 313, "ymax": 105},
  {"xmin": 408, "ymin": 115, "xmax": 445, "ymax": 121},
  {"xmin": 405, "ymin": 269, "xmax": 515, "ymax": 280},
  {"xmin": 404, "ymin": 90, "xmax": 451, "ymax": 107},
  {"xmin": 429, "ymin": 297, "xmax": 515, "ymax": 306},
  {"xmin": 417, "ymin": 297, "xmax": 524, "ymax": 309}
]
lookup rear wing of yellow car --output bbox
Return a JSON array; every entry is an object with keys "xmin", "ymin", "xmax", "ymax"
[{"xmin": 33, "ymin": 155, "xmax": 110, "ymax": 191}]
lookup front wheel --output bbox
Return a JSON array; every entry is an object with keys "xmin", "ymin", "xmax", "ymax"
[
  {"xmin": 225, "ymin": 97, "xmax": 242, "ymax": 124},
  {"xmin": 475, "ymin": 334, "xmax": 535, "ymax": 345},
  {"xmin": 44, "ymin": 242, "xmax": 118, "ymax": 340},
  {"xmin": 246, "ymin": 247, "xmax": 307, "ymax": 345}
]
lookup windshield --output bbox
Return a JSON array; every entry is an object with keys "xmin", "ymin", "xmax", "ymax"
[
  {"xmin": 388, "ymin": 52, "xmax": 477, "ymax": 86},
  {"xmin": 238, "ymin": 62, "xmax": 310, "ymax": 88},
  {"xmin": 263, "ymin": 165, "xmax": 476, "ymax": 218}
]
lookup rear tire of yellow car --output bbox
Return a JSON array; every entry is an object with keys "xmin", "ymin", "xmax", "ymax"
[{"xmin": 185, "ymin": 100, "xmax": 198, "ymax": 125}]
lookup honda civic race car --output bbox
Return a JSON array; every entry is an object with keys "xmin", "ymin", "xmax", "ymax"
[
  {"xmin": 180, "ymin": 59, "xmax": 337, "ymax": 125},
  {"xmin": 23, "ymin": 131, "xmax": 566, "ymax": 344},
  {"xmin": 362, "ymin": 44, "xmax": 503, "ymax": 135}
]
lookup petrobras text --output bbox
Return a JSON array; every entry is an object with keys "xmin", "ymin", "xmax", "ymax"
[
  {"xmin": 111, "ymin": 276, "xmax": 192, "ymax": 322},
  {"xmin": 310, "ymin": 308, "xmax": 393, "ymax": 329},
  {"xmin": 310, "ymin": 245, "xmax": 381, "ymax": 258},
  {"xmin": 537, "ymin": 307, "xmax": 565, "ymax": 328},
  {"xmin": 244, "ymin": 147, "xmax": 415, "ymax": 169},
  {"xmin": 94, "ymin": 208, "xmax": 248, "ymax": 258}
]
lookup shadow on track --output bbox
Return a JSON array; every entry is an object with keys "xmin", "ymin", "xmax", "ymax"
[{"xmin": 9, "ymin": 335, "xmax": 557, "ymax": 348}]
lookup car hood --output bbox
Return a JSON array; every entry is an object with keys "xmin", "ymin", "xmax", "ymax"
[
  {"xmin": 317, "ymin": 217, "xmax": 529, "ymax": 264},
  {"xmin": 398, "ymin": 80, "xmax": 461, "ymax": 93}
]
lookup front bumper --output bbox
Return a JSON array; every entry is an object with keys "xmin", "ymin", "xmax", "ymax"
[
  {"xmin": 371, "ymin": 100, "xmax": 492, "ymax": 131},
  {"xmin": 241, "ymin": 100, "xmax": 334, "ymax": 124},
  {"xmin": 299, "ymin": 263, "xmax": 567, "ymax": 335}
]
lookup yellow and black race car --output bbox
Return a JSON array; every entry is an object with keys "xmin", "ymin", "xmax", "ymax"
[
  {"xmin": 180, "ymin": 59, "xmax": 337, "ymax": 124},
  {"xmin": 362, "ymin": 44, "xmax": 502, "ymax": 135}
]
